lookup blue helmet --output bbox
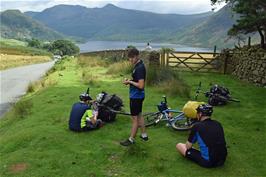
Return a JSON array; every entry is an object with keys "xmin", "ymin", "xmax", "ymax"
[{"xmin": 196, "ymin": 104, "xmax": 213, "ymax": 116}]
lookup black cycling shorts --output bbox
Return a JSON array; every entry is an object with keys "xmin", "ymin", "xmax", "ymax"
[
  {"xmin": 185, "ymin": 148, "xmax": 213, "ymax": 168},
  {"xmin": 130, "ymin": 98, "xmax": 144, "ymax": 116}
]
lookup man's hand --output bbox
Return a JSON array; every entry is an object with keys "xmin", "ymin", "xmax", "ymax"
[{"xmin": 123, "ymin": 78, "xmax": 130, "ymax": 85}]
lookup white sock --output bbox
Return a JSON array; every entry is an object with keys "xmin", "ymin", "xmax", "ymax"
[
  {"xmin": 129, "ymin": 137, "xmax": 135, "ymax": 143},
  {"xmin": 141, "ymin": 133, "xmax": 148, "ymax": 138}
]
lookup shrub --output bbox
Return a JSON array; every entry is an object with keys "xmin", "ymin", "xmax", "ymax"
[
  {"xmin": 26, "ymin": 82, "xmax": 37, "ymax": 93},
  {"xmin": 14, "ymin": 99, "xmax": 33, "ymax": 118},
  {"xmin": 27, "ymin": 38, "xmax": 41, "ymax": 48},
  {"xmin": 160, "ymin": 47, "xmax": 175, "ymax": 53},
  {"xmin": 106, "ymin": 61, "xmax": 132, "ymax": 75},
  {"xmin": 81, "ymin": 71, "xmax": 98, "ymax": 86},
  {"xmin": 50, "ymin": 40, "xmax": 79, "ymax": 56},
  {"xmin": 146, "ymin": 66, "xmax": 190, "ymax": 98},
  {"xmin": 78, "ymin": 55, "xmax": 109, "ymax": 68}
]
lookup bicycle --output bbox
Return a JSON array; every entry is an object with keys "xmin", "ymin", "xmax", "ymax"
[
  {"xmin": 195, "ymin": 82, "xmax": 240, "ymax": 106},
  {"xmin": 144, "ymin": 96, "xmax": 197, "ymax": 131}
]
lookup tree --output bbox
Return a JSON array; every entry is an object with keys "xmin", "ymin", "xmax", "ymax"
[
  {"xmin": 211, "ymin": 0, "xmax": 266, "ymax": 48},
  {"xmin": 51, "ymin": 40, "xmax": 80, "ymax": 56},
  {"xmin": 27, "ymin": 38, "xmax": 41, "ymax": 48}
]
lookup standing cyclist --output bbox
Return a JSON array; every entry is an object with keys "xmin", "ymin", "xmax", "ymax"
[
  {"xmin": 120, "ymin": 48, "xmax": 148, "ymax": 146},
  {"xmin": 176, "ymin": 104, "xmax": 227, "ymax": 168}
]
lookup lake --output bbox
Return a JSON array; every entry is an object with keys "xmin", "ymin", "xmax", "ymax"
[{"xmin": 78, "ymin": 41, "xmax": 213, "ymax": 53}]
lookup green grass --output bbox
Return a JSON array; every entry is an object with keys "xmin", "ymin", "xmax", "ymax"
[
  {"xmin": 0, "ymin": 38, "xmax": 51, "ymax": 56},
  {"xmin": 0, "ymin": 56, "xmax": 265, "ymax": 176},
  {"xmin": 0, "ymin": 38, "xmax": 27, "ymax": 46}
]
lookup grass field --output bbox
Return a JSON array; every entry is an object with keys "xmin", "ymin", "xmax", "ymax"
[
  {"xmin": 0, "ymin": 56, "xmax": 265, "ymax": 176},
  {"xmin": 0, "ymin": 38, "xmax": 52, "ymax": 70},
  {"xmin": 0, "ymin": 54, "xmax": 51, "ymax": 70}
]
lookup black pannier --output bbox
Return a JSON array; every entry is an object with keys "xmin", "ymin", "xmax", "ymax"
[
  {"xmin": 96, "ymin": 92, "xmax": 123, "ymax": 122},
  {"xmin": 205, "ymin": 85, "xmax": 231, "ymax": 106}
]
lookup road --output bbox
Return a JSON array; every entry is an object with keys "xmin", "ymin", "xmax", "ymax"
[{"xmin": 0, "ymin": 61, "xmax": 54, "ymax": 118}]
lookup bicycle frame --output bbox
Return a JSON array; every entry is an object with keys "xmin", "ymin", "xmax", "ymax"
[
  {"xmin": 144, "ymin": 96, "xmax": 196, "ymax": 130},
  {"xmin": 159, "ymin": 109, "xmax": 185, "ymax": 124}
]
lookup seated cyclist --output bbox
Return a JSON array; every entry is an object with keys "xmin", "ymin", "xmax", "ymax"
[
  {"xmin": 176, "ymin": 104, "xmax": 227, "ymax": 168},
  {"xmin": 69, "ymin": 93, "xmax": 103, "ymax": 132}
]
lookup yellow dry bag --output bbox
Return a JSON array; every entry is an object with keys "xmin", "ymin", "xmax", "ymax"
[{"xmin": 182, "ymin": 101, "xmax": 205, "ymax": 119}]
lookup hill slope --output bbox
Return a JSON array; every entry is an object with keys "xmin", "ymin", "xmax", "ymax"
[
  {"xmin": 25, "ymin": 4, "xmax": 214, "ymax": 42},
  {"xmin": 0, "ymin": 10, "xmax": 64, "ymax": 40},
  {"xmin": 169, "ymin": 5, "xmax": 237, "ymax": 48}
]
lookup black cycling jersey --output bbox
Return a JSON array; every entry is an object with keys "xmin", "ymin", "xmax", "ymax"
[{"xmin": 188, "ymin": 118, "xmax": 227, "ymax": 164}]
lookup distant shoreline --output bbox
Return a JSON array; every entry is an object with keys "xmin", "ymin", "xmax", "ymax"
[{"xmin": 78, "ymin": 40, "xmax": 213, "ymax": 53}]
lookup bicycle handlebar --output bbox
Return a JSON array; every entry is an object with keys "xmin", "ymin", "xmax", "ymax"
[{"xmin": 162, "ymin": 95, "xmax": 167, "ymax": 103}]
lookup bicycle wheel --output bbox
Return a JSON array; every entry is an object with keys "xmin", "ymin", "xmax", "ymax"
[
  {"xmin": 144, "ymin": 112, "xmax": 162, "ymax": 127},
  {"xmin": 171, "ymin": 117, "xmax": 196, "ymax": 131}
]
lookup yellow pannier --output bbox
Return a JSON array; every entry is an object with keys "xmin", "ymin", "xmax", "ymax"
[{"xmin": 182, "ymin": 101, "xmax": 205, "ymax": 119}]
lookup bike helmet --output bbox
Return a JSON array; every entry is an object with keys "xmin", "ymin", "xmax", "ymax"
[
  {"xmin": 79, "ymin": 93, "xmax": 92, "ymax": 101},
  {"xmin": 196, "ymin": 104, "xmax": 213, "ymax": 116},
  {"xmin": 96, "ymin": 93, "xmax": 105, "ymax": 103}
]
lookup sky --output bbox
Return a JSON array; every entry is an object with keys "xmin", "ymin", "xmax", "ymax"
[{"xmin": 0, "ymin": 0, "xmax": 226, "ymax": 15}]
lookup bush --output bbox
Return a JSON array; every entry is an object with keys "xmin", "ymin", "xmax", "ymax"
[
  {"xmin": 126, "ymin": 45, "xmax": 137, "ymax": 49},
  {"xmin": 146, "ymin": 66, "xmax": 190, "ymax": 97},
  {"xmin": 106, "ymin": 61, "xmax": 132, "ymax": 75},
  {"xmin": 78, "ymin": 55, "xmax": 108, "ymax": 68},
  {"xmin": 160, "ymin": 47, "xmax": 175, "ymax": 53},
  {"xmin": 14, "ymin": 99, "xmax": 33, "ymax": 118},
  {"xmin": 27, "ymin": 38, "xmax": 41, "ymax": 48},
  {"xmin": 27, "ymin": 82, "xmax": 37, "ymax": 93},
  {"xmin": 81, "ymin": 71, "xmax": 98, "ymax": 85},
  {"xmin": 50, "ymin": 40, "xmax": 79, "ymax": 56}
]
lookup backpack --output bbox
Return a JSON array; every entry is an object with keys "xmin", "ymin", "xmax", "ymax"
[{"xmin": 205, "ymin": 85, "xmax": 231, "ymax": 106}]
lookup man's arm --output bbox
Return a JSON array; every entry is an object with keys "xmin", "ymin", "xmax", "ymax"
[
  {"xmin": 128, "ymin": 79, "xmax": 145, "ymax": 90},
  {"xmin": 185, "ymin": 141, "xmax": 193, "ymax": 149}
]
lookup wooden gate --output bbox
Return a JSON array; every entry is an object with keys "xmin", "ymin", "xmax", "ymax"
[{"xmin": 161, "ymin": 51, "xmax": 222, "ymax": 72}]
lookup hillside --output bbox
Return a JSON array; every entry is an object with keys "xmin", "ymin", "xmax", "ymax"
[
  {"xmin": 25, "ymin": 4, "xmax": 214, "ymax": 43},
  {"xmin": 169, "ymin": 5, "xmax": 238, "ymax": 48},
  {"xmin": 0, "ymin": 10, "xmax": 64, "ymax": 40}
]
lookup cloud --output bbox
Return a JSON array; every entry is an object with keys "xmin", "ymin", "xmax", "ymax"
[{"xmin": 0, "ymin": 0, "xmax": 225, "ymax": 14}]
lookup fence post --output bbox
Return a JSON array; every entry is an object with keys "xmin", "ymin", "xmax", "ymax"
[
  {"xmin": 223, "ymin": 51, "xmax": 229, "ymax": 74},
  {"xmin": 248, "ymin": 36, "xmax": 251, "ymax": 47},
  {"xmin": 161, "ymin": 51, "xmax": 165, "ymax": 66},
  {"xmin": 166, "ymin": 52, "xmax": 169, "ymax": 67},
  {"xmin": 213, "ymin": 45, "xmax": 217, "ymax": 57}
]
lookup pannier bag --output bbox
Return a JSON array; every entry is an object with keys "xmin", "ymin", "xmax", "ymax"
[
  {"xmin": 96, "ymin": 92, "xmax": 123, "ymax": 122},
  {"xmin": 97, "ymin": 107, "xmax": 117, "ymax": 122},
  {"xmin": 205, "ymin": 85, "xmax": 231, "ymax": 106},
  {"xmin": 182, "ymin": 101, "xmax": 205, "ymax": 119}
]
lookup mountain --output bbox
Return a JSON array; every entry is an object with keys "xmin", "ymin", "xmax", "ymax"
[
  {"xmin": 25, "ymin": 4, "xmax": 214, "ymax": 43},
  {"xmin": 168, "ymin": 5, "xmax": 238, "ymax": 48},
  {"xmin": 0, "ymin": 10, "xmax": 64, "ymax": 40}
]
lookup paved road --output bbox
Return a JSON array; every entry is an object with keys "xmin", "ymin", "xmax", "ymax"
[{"xmin": 0, "ymin": 61, "xmax": 54, "ymax": 118}]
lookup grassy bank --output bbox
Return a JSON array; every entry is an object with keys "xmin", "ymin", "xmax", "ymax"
[
  {"xmin": 0, "ymin": 56, "xmax": 265, "ymax": 176},
  {"xmin": 0, "ymin": 38, "xmax": 52, "ymax": 70}
]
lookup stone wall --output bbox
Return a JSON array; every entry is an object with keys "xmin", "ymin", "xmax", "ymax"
[{"xmin": 220, "ymin": 46, "xmax": 266, "ymax": 87}]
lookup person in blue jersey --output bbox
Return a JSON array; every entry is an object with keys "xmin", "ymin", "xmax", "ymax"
[
  {"xmin": 69, "ymin": 93, "xmax": 103, "ymax": 132},
  {"xmin": 176, "ymin": 104, "xmax": 227, "ymax": 168},
  {"xmin": 120, "ymin": 48, "xmax": 148, "ymax": 146}
]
